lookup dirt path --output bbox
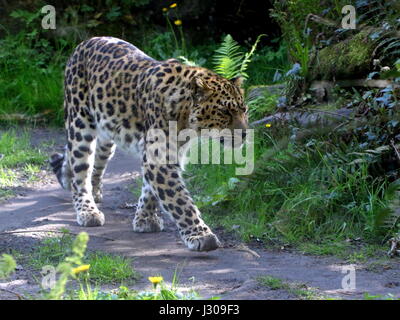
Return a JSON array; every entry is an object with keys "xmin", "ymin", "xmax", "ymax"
[{"xmin": 1, "ymin": 128, "xmax": 399, "ymax": 300}]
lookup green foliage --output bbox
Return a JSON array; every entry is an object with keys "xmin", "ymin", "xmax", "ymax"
[
  {"xmin": 86, "ymin": 252, "xmax": 139, "ymax": 284},
  {"xmin": 0, "ymin": 10, "xmax": 70, "ymax": 124},
  {"xmin": 213, "ymin": 35, "xmax": 244, "ymax": 79},
  {"xmin": 257, "ymin": 275, "xmax": 325, "ymax": 299},
  {"xmin": 247, "ymin": 93, "xmax": 279, "ymax": 122},
  {"xmin": 212, "ymin": 34, "xmax": 264, "ymax": 80},
  {"xmin": 257, "ymin": 276, "xmax": 285, "ymax": 290},
  {"xmin": 46, "ymin": 232, "xmax": 89, "ymax": 300},
  {"xmin": 0, "ymin": 130, "xmax": 47, "ymax": 193},
  {"xmin": 28, "ymin": 232, "xmax": 74, "ymax": 269},
  {"xmin": 271, "ymin": 0, "xmax": 399, "ymax": 84},
  {"xmin": 245, "ymin": 41, "xmax": 290, "ymax": 87},
  {"xmin": 72, "ymin": 276, "xmax": 203, "ymax": 300},
  {"xmin": 270, "ymin": 0, "xmax": 320, "ymax": 76},
  {"xmin": 363, "ymin": 293, "xmax": 400, "ymax": 300},
  {"xmin": 187, "ymin": 127, "xmax": 394, "ymax": 246},
  {"xmin": 0, "ymin": 130, "xmax": 46, "ymax": 168},
  {"xmin": 0, "ymin": 254, "xmax": 16, "ymax": 279},
  {"xmin": 312, "ymin": 28, "xmax": 376, "ymax": 80},
  {"xmin": 29, "ymin": 232, "xmax": 137, "ymax": 286}
]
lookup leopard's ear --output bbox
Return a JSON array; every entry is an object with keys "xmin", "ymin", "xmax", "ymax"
[
  {"xmin": 192, "ymin": 76, "xmax": 213, "ymax": 102},
  {"xmin": 230, "ymin": 76, "xmax": 244, "ymax": 88}
]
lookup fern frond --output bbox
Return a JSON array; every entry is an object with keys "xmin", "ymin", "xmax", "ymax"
[
  {"xmin": 213, "ymin": 34, "xmax": 244, "ymax": 79},
  {"xmin": 240, "ymin": 34, "xmax": 266, "ymax": 79},
  {"xmin": 213, "ymin": 34, "xmax": 265, "ymax": 80}
]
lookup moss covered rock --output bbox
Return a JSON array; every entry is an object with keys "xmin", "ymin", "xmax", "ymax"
[{"xmin": 310, "ymin": 28, "xmax": 376, "ymax": 81}]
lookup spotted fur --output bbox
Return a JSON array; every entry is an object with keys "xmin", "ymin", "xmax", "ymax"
[{"xmin": 51, "ymin": 37, "xmax": 248, "ymax": 251}]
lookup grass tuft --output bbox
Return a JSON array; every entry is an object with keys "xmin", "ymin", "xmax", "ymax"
[
  {"xmin": 86, "ymin": 252, "xmax": 139, "ymax": 284},
  {"xmin": 28, "ymin": 233, "xmax": 138, "ymax": 285}
]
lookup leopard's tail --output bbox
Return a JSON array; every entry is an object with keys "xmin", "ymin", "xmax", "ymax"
[{"xmin": 50, "ymin": 145, "xmax": 72, "ymax": 191}]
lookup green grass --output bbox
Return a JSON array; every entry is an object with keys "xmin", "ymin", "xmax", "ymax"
[
  {"xmin": 363, "ymin": 293, "xmax": 400, "ymax": 300},
  {"xmin": 28, "ymin": 232, "xmax": 138, "ymax": 285},
  {"xmin": 85, "ymin": 252, "xmax": 139, "ymax": 284},
  {"xmin": 297, "ymin": 242, "xmax": 389, "ymax": 263},
  {"xmin": 70, "ymin": 278, "xmax": 203, "ymax": 300},
  {"xmin": 257, "ymin": 275, "xmax": 327, "ymax": 300},
  {"xmin": 257, "ymin": 275, "xmax": 286, "ymax": 290},
  {"xmin": 0, "ymin": 32, "xmax": 68, "ymax": 125},
  {"xmin": 0, "ymin": 130, "xmax": 46, "ymax": 168},
  {"xmin": 185, "ymin": 125, "xmax": 393, "ymax": 254},
  {"xmin": 245, "ymin": 42, "xmax": 290, "ymax": 87},
  {"xmin": 0, "ymin": 129, "xmax": 47, "ymax": 197},
  {"xmin": 27, "ymin": 233, "xmax": 74, "ymax": 269},
  {"xmin": 247, "ymin": 93, "xmax": 279, "ymax": 122}
]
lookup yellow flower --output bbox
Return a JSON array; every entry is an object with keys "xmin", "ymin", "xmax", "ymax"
[
  {"xmin": 162, "ymin": 7, "xmax": 168, "ymax": 12},
  {"xmin": 148, "ymin": 276, "xmax": 163, "ymax": 285},
  {"xmin": 72, "ymin": 264, "xmax": 90, "ymax": 274},
  {"xmin": 265, "ymin": 123, "xmax": 272, "ymax": 128},
  {"xmin": 174, "ymin": 19, "xmax": 182, "ymax": 26},
  {"xmin": 170, "ymin": 3, "xmax": 177, "ymax": 8}
]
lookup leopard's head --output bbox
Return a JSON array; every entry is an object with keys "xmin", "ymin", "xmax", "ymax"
[{"xmin": 188, "ymin": 73, "xmax": 248, "ymax": 147}]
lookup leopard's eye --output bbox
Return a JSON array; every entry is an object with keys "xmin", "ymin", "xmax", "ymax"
[{"xmin": 222, "ymin": 108, "xmax": 230, "ymax": 115}]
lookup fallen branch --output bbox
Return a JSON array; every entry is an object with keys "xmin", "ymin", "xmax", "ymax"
[{"xmin": 302, "ymin": 107, "xmax": 353, "ymax": 119}]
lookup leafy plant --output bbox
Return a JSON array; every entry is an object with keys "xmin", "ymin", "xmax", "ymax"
[
  {"xmin": 85, "ymin": 252, "xmax": 139, "ymax": 284},
  {"xmin": 46, "ymin": 232, "xmax": 89, "ymax": 300},
  {"xmin": 212, "ymin": 34, "xmax": 264, "ymax": 80},
  {"xmin": 247, "ymin": 93, "xmax": 278, "ymax": 122},
  {"xmin": 0, "ymin": 254, "xmax": 16, "ymax": 279}
]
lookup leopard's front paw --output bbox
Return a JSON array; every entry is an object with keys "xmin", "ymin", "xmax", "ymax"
[
  {"xmin": 184, "ymin": 233, "xmax": 221, "ymax": 252},
  {"xmin": 132, "ymin": 214, "xmax": 164, "ymax": 233},
  {"xmin": 77, "ymin": 210, "xmax": 105, "ymax": 227}
]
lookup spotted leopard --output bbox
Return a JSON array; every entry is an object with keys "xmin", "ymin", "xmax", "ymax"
[{"xmin": 50, "ymin": 36, "xmax": 248, "ymax": 251}]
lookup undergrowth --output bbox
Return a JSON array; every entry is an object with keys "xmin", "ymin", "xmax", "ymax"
[
  {"xmin": 185, "ymin": 125, "xmax": 396, "ymax": 252},
  {"xmin": 0, "ymin": 129, "xmax": 47, "ymax": 198}
]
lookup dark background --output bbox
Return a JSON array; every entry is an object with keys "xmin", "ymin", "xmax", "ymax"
[{"xmin": 0, "ymin": 0, "xmax": 281, "ymax": 47}]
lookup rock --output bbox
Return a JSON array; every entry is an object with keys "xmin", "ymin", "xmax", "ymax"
[{"xmin": 310, "ymin": 28, "xmax": 377, "ymax": 81}]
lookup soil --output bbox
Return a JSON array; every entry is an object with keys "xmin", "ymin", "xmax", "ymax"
[{"xmin": 0, "ymin": 128, "xmax": 399, "ymax": 300}]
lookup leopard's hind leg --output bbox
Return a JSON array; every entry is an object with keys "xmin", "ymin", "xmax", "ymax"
[
  {"xmin": 132, "ymin": 178, "xmax": 164, "ymax": 232},
  {"xmin": 91, "ymin": 138, "xmax": 116, "ymax": 203}
]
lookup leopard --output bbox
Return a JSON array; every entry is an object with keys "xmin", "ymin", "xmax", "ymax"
[{"xmin": 50, "ymin": 36, "xmax": 248, "ymax": 252}]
